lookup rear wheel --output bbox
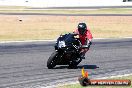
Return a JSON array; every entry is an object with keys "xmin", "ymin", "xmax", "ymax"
[{"xmin": 47, "ymin": 51, "xmax": 58, "ymax": 69}]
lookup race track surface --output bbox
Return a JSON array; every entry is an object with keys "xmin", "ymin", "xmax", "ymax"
[
  {"xmin": 0, "ymin": 38, "xmax": 132, "ymax": 87},
  {"xmin": 31, "ymin": 6, "xmax": 132, "ymax": 9},
  {"xmin": 0, "ymin": 13, "xmax": 132, "ymax": 16},
  {"xmin": 1, "ymin": 6, "xmax": 132, "ymax": 16}
]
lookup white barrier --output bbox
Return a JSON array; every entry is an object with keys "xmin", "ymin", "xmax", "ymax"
[{"xmin": 0, "ymin": 0, "xmax": 132, "ymax": 7}]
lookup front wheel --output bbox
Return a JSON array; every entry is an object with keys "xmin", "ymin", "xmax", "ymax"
[{"xmin": 47, "ymin": 51, "xmax": 58, "ymax": 69}]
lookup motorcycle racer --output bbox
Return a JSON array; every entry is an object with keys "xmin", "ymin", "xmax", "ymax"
[{"xmin": 73, "ymin": 23, "xmax": 93, "ymax": 59}]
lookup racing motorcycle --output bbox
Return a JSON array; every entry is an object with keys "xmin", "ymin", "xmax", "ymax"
[{"xmin": 47, "ymin": 33, "xmax": 87, "ymax": 69}]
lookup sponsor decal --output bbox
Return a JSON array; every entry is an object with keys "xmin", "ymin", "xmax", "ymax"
[{"xmin": 78, "ymin": 67, "xmax": 131, "ymax": 86}]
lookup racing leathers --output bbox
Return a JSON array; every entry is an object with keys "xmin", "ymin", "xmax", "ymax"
[{"xmin": 74, "ymin": 27, "xmax": 93, "ymax": 59}]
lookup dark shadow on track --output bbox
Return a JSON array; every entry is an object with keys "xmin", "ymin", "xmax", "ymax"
[
  {"xmin": 78, "ymin": 65, "xmax": 99, "ymax": 69},
  {"xmin": 53, "ymin": 65, "xmax": 99, "ymax": 69}
]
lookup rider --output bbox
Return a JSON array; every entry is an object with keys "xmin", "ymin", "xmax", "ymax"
[{"xmin": 73, "ymin": 22, "xmax": 93, "ymax": 59}]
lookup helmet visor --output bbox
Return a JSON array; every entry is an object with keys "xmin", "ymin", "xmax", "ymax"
[{"xmin": 78, "ymin": 28, "xmax": 86, "ymax": 35}]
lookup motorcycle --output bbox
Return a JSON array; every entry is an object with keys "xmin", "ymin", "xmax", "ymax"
[{"xmin": 47, "ymin": 33, "xmax": 86, "ymax": 69}]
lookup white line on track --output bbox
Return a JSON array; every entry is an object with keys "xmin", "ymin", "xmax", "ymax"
[{"xmin": 0, "ymin": 37, "xmax": 132, "ymax": 44}]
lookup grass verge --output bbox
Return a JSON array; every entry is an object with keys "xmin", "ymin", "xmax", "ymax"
[
  {"xmin": 0, "ymin": 15, "xmax": 132, "ymax": 41},
  {"xmin": 57, "ymin": 75, "xmax": 132, "ymax": 88},
  {"xmin": 0, "ymin": 8, "xmax": 132, "ymax": 14},
  {"xmin": 0, "ymin": 6, "xmax": 28, "ymax": 9},
  {"xmin": 0, "ymin": 7, "xmax": 132, "ymax": 41}
]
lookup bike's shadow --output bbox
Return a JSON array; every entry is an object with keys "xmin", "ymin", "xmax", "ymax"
[
  {"xmin": 78, "ymin": 65, "xmax": 99, "ymax": 69},
  {"xmin": 53, "ymin": 65, "xmax": 99, "ymax": 69}
]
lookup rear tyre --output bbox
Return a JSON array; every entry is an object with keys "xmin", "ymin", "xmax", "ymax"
[{"xmin": 47, "ymin": 51, "xmax": 58, "ymax": 69}]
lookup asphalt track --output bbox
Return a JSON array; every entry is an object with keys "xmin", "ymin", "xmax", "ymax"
[
  {"xmin": 1, "ymin": 6, "xmax": 132, "ymax": 16},
  {"xmin": 0, "ymin": 38, "xmax": 132, "ymax": 88},
  {"xmin": 0, "ymin": 13, "xmax": 132, "ymax": 16},
  {"xmin": 31, "ymin": 6, "xmax": 132, "ymax": 9}
]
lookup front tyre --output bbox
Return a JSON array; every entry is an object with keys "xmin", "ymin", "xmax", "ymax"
[{"xmin": 47, "ymin": 51, "xmax": 58, "ymax": 69}]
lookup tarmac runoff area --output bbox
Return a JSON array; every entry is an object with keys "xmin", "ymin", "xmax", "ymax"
[
  {"xmin": 1, "ymin": 6, "xmax": 132, "ymax": 16},
  {"xmin": 0, "ymin": 13, "xmax": 132, "ymax": 16},
  {"xmin": 30, "ymin": 6, "xmax": 132, "ymax": 9},
  {"xmin": 0, "ymin": 38, "xmax": 131, "ymax": 87}
]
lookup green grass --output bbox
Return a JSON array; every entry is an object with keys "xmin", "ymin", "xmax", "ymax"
[
  {"xmin": 0, "ymin": 7, "xmax": 132, "ymax": 14},
  {"xmin": 0, "ymin": 6, "xmax": 28, "ymax": 9},
  {"xmin": 58, "ymin": 75, "xmax": 132, "ymax": 88}
]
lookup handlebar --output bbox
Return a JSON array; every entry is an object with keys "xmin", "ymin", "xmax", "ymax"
[{"xmin": 71, "ymin": 33, "xmax": 78, "ymax": 36}]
